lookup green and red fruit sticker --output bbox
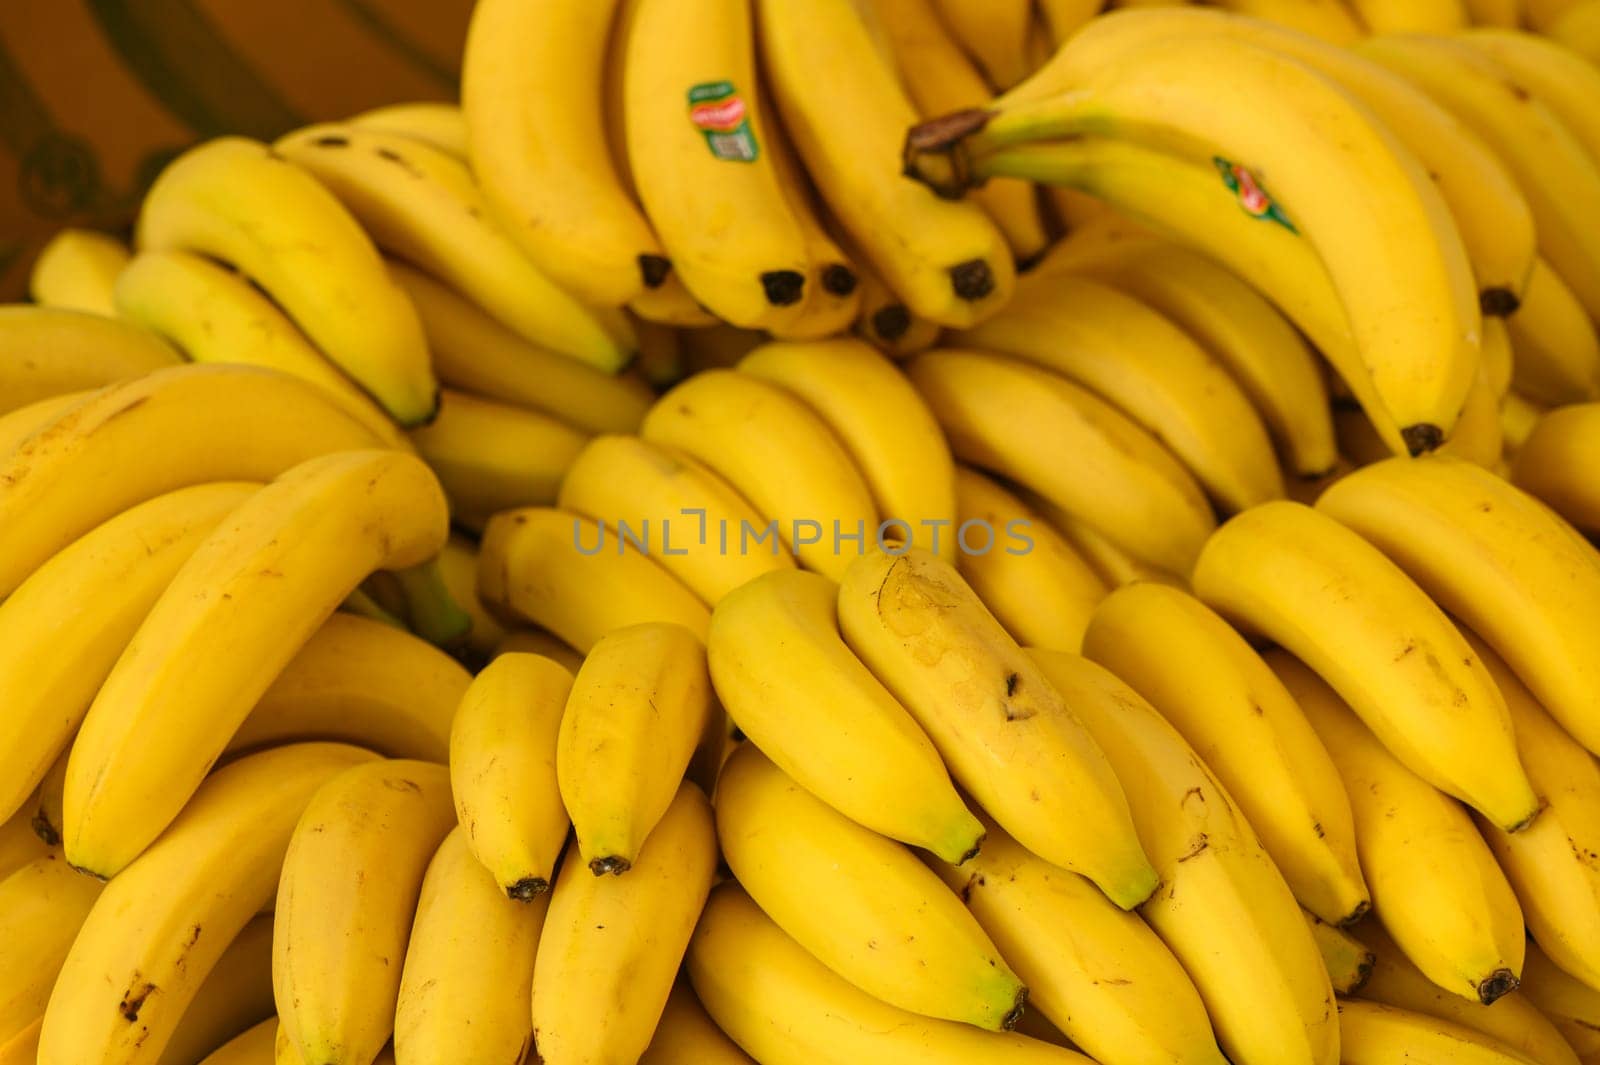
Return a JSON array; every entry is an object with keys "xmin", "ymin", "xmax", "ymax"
[
  {"xmin": 688, "ymin": 81, "xmax": 759, "ymax": 162},
  {"xmin": 1214, "ymin": 157, "xmax": 1296, "ymax": 232}
]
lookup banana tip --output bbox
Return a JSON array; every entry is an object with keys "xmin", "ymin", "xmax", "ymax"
[
  {"xmin": 589, "ymin": 855, "xmax": 631, "ymax": 877},
  {"xmin": 1479, "ymin": 286, "xmax": 1520, "ymax": 317},
  {"xmin": 1400, "ymin": 423, "xmax": 1444, "ymax": 456},
  {"xmin": 1477, "ymin": 967, "xmax": 1519, "ymax": 1005},
  {"xmin": 506, "ymin": 876, "xmax": 551, "ymax": 901},
  {"xmin": 1001, "ymin": 987, "xmax": 1028, "ymax": 1031}
]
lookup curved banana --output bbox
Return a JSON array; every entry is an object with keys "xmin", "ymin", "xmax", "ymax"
[
  {"xmin": 0, "ymin": 306, "xmax": 179, "ymax": 416},
  {"xmin": 850, "ymin": 240, "xmax": 943, "ymax": 357},
  {"xmin": 136, "ymin": 137, "xmax": 436, "ymax": 424},
  {"xmin": 1521, "ymin": 942, "xmax": 1600, "ymax": 1063},
  {"xmin": 1030, "ymin": 650, "xmax": 1338, "ymax": 1065},
  {"xmin": 1306, "ymin": 912, "xmax": 1374, "ymax": 995},
  {"xmin": 935, "ymin": 814, "xmax": 1226, "ymax": 1065},
  {"xmin": 113, "ymin": 249, "xmax": 402, "ymax": 444},
  {"xmin": 1032, "ymin": 498, "xmax": 1187, "ymax": 590},
  {"xmin": 28, "ymin": 749, "xmax": 67, "ymax": 850},
  {"xmin": 394, "ymin": 827, "xmax": 547, "ymax": 1065},
  {"xmin": 158, "ymin": 915, "xmax": 274, "ymax": 1065},
  {"xmin": 29, "ymin": 228, "xmax": 129, "ymax": 316},
  {"xmin": 1208, "ymin": 0, "xmax": 1365, "ymax": 39},
  {"xmin": 477, "ymin": 506, "xmax": 710, "ymax": 651},
  {"xmin": 756, "ymin": 0, "xmax": 1014, "ymax": 327},
  {"xmin": 1336, "ymin": 999, "xmax": 1537, "ymax": 1065},
  {"xmin": 0, "ymin": 855, "xmax": 103, "ymax": 1050},
  {"xmin": 1317, "ymin": 456, "xmax": 1600, "ymax": 756},
  {"xmin": 195, "ymin": 1019, "xmax": 275, "ymax": 1065},
  {"xmin": 274, "ymin": 760, "xmax": 455, "ymax": 1065},
  {"xmin": 839, "ymin": 548, "xmax": 1157, "ymax": 908},
  {"xmin": 706, "ymin": 568, "xmax": 983, "ymax": 861},
  {"xmin": 433, "ymin": 534, "xmax": 507, "ymax": 658},
  {"xmin": 558, "ymin": 434, "xmax": 797, "ymax": 604},
  {"xmin": 64, "ymin": 449, "xmax": 449, "ymax": 877},
  {"xmin": 907, "ymin": 347, "xmax": 1216, "ymax": 575},
  {"xmin": 930, "ymin": 0, "xmax": 1033, "ymax": 89},
  {"xmin": 717, "ymin": 745, "xmax": 1025, "ymax": 1030},
  {"xmin": 1507, "ymin": 258, "xmax": 1600, "ymax": 405},
  {"xmin": 348, "ymin": 101, "xmax": 467, "ymax": 158},
  {"xmin": 689, "ymin": 883, "xmax": 1096, "ymax": 1064},
  {"xmin": 952, "ymin": 466, "xmax": 1107, "ymax": 652},
  {"xmin": 1192, "ymin": 501, "xmax": 1538, "ymax": 830},
  {"xmin": 640, "ymin": 980, "xmax": 753, "ymax": 1064},
  {"xmin": 531, "ymin": 782, "xmax": 717, "ymax": 1064},
  {"xmin": 740, "ymin": 338, "xmax": 958, "ymax": 560},
  {"xmin": 1512, "ymin": 402, "xmax": 1600, "ymax": 535},
  {"xmin": 1349, "ymin": 0, "xmax": 1469, "ymax": 30},
  {"xmin": 37, "ymin": 743, "xmax": 376, "ymax": 1065},
  {"xmin": 276, "ymin": 123, "xmax": 636, "ymax": 371},
  {"xmin": 1082, "ymin": 583, "xmax": 1369, "ymax": 925},
  {"xmin": 1269, "ymin": 653, "xmax": 1526, "ymax": 1004},
  {"xmin": 953, "ymin": 271, "xmax": 1284, "ymax": 511},
  {"xmin": 640, "ymin": 369, "xmax": 878, "ymax": 579},
  {"xmin": 1482, "ymin": 315, "xmax": 1514, "ymax": 399},
  {"xmin": 1457, "ymin": 29, "xmax": 1600, "ymax": 165}
]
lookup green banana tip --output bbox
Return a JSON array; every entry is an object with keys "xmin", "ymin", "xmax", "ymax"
[{"xmin": 1001, "ymin": 987, "xmax": 1029, "ymax": 1031}]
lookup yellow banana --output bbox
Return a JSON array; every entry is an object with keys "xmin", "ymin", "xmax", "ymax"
[
  {"xmin": 113, "ymin": 248, "xmax": 403, "ymax": 444},
  {"xmin": 640, "ymin": 369, "xmax": 878, "ymax": 579},
  {"xmin": 274, "ymin": 760, "xmax": 455, "ymax": 1065},
  {"xmin": 158, "ymin": 915, "xmax": 275, "ymax": 1065},
  {"xmin": 1512, "ymin": 402, "xmax": 1600, "ymax": 535},
  {"xmin": 277, "ymin": 123, "xmax": 636, "ymax": 371},
  {"xmin": 1501, "ymin": 392, "xmax": 1549, "ymax": 458},
  {"xmin": 1270, "ymin": 652, "xmax": 1526, "ymax": 1004},
  {"xmin": 558, "ymin": 434, "xmax": 798, "ymax": 604},
  {"xmin": 929, "ymin": 0, "xmax": 1034, "ymax": 89},
  {"xmin": 1336, "ymin": 999, "xmax": 1539, "ymax": 1065},
  {"xmin": 532, "ymin": 782, "xmax": 717, "ymax": 1064},
  {"xmin": 494, "ymin": 628, "xmax": 585, "ymax": 673},
  {"xmin": 1507, "ymin": 257, "xmax": 1600, "ymax": 405},
  {"xmin": 1549, "ymin": 0, "xmax": 1600, "ymax": 61},
  {"xmin": 1035, "ymin": 499, "xmax": 1188, "ymax": 590},
  {"xmin": 195, "ymin": 1018, "xmax": 275, "ymax": 1065},
  {"xmin": 477, "ymin": 506, "xmax": 710, "ymax": 651},
  {"xmin": 1082, "ymin": 582, "xmax": 1369, "ymax": 925},
  {"xmin": 1192, "ymin": 501, "xmax": 1539, "ymax": 830},
  {"xmin": 907, "ymin": 347, "xmax": 1216, "ymax": 575},
  {"xmin": 0, "ymin": 305, "xmax": 179, "ymax": 416},
  {"xmin": 432, "ymin": 533, "xmax": 506, "ymax": 659},
  {"xmin": 1482, "ymin": 315, "xmax": 1514, "ymax": 398},
  {"xmin": 347, "ymin": 101, "xmax": 467, "ymax": 158},
  {"xmin": 0, "ymin": 855, "xmax": 103, "ymax": 1050},
  {"xmin": 705, "ymin": 568, "xmax": 984, "ymax": 861},
  {"xmin": 1463, "ymin": 0, "xmax": 1521, "ymax": 23},
  {"xmin": 0, "ymin": 807, "xmax": 49, "ymax": 882},
  {"xmin": 935, "ymin": 813, "xmax": 1227, "ymax": 1065},
  {"xmin": 64, "ymin": 449, "xmax": 448, "ymax": 877},
  {"xmin": 838, "ymin": 547, "xmax": 1157, "ymax": 908},
  {"xmin": 716, "ymin": 745, "xmax": 1026, "ymax": 1030},
  {"xmin": 1306, "ymin": 912, "xmax": 1374, "ymax": 995},
  {"xmin": 1436, "ymin": 360, "xmax": 1505, "ymax": 468},
  {"xmin": 952, "ymin": 466, "xmax": 1107, "ymax": 652},
  {"xmin": 689, "ymin": 883, "xmax": 1097, "ymax": 1064},
  {"xmin": 1038, "ymin": 0, "xmax": 1102, "ymax": 44},
  {"xmin": 394, "ymin": 827, "xmax": 547, "ymax": 1065},
  {"xmin": 1522, "ymin": 942, "xmax": 1600, "ymax": 1061},
  {"xmin": 756, "ymin": 0, "xmax": 1015, "ymax": 327},
  {"xmin": 1457, "ymin": 29, "xmax": 1600, "ymax": 165},
  {"xmin": 740, "ymin": 338, "xmax": 958, "ymax": 560},
  {"xmin": 1207, "ymin": 0, "xmax": 1365, "ymax": 39},
  {"xmin": 136, "ymin": 137, "xmax": 436, "ymax": 424},
  {"xmin": 1349, "ymin": 0, "xmax": 1469, "ymax": 30},
  {"xmin": 28, "ymin": 748, "xmax": 67, "ymax": 850},
  {"xmin": 38, "ymin": 743, "xmax": 376, "ymax": 1065},
  {"xmin": 852, "ymin": 257, "xmax": 943, "ymax": 357},
  {"xmin": 29, "ymin": 228, "xmax": 130, "ymax": 315},
  {"xmin": 640, "ymin": 980, "xmax": 753, "ymax": 1065}
]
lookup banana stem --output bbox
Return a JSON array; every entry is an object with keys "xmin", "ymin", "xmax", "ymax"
[{"xmin": 903, "ymin": 92, "xmax": 1098, "ymax": 195}]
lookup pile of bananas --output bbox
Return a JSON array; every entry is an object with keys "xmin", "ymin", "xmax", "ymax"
[{"xmin": 6, "ymin": 0, "xmax": 1600, "ymax": 1063}]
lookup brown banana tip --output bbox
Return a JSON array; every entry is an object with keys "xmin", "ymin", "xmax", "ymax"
[
  {"xmin": 958, "ymin": 832, "xmax": 986, "ymax": 866},
  {"xmin": 760, "ymin": 270, "xmax": 807, "ymax": 307},
  {"xmin": 905, "ymin": 108, "xmax": 994, "ymax": 154},
  {"xmin": 949, "ymin": 259, "xmax": 996, "ymax": 302},
  {"xmin": 30, "ymin": 814, "xmax": 60, "ymax": 847},
  {"xmin": 506, "ymin": 876, "xmax": 551, "ymax": 901},
  {"xmin": 1351, "ymin": 955, "xmax": 1375, "ymax": 994},
  {"xmin": 1001, "ymin": 987, "xmax": 1028, "ymax": 1031},
  {"xmin": 1337, "ymin": 899, "xmax": 1372, "ymax": 927},
  {"xmin": 1479, "ymin": 286, "xmax": 1520, "ymax": 317},
  {"xmin": 589, "ymin": 856, "xmax": 631, "ymax": 877},
  {"xmin": 638, "ymin": 254, "xmax": 671, "ymax": 289},
  {"xmin": 822, "ymin": 264, "xmax": 858, "ymax": 297},
  {"xmin": 1477, "ymin": 968, "xmax": 1519, "ymax": 1005},
  {"xmin": 871, "ymin": 305, "xmax": 912, "ymax": 342},
  {"xmin": 1400, "ymin": 423, "xmax": 1445, "ymax": 456}
]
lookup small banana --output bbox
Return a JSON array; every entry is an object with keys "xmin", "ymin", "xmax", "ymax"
[
  {"xmin": 850, "ymin": 243, "xmax": 943, "ymax": 357},
  {"xmin": 639, "ymin": 980, "xmax": 753, "ymax": 1064},
  {"xmin": 1305, "ymin": 912, "xmax": 1374, "ymax": 995},
  {"xmin": 1506, "ymin": 258, "xmax": 1600, "ymax": 405},
  {"xmin": 1521, "ymin": 941, "xmax": 1600, "ymax": 1065},
  {"xmin": 1336, "ymin": 999, "xmax": 1538, "ymax": 1065},
  {"xmin": 433, "ymin": 533, "xmax": 507, "ymax": 659},
  {"xmin": 1512, "ymin": 402, "xmax": 1600, "ymax": 536},
  {"xmin": 0, "ymin": 306, "xmax": 179, "ymax": 417},
  {"xmin": 1456, "ymin": 30, "xmax": 1600, "ymax": 167},
  {"xmin": 28, "ymin": 228, "xmax": 130, "ymax": 316},
  {"xmin": 0, "ymin": 855, "xmax": 103, "ymax": 1051},
  {"xmin": 158, "ymin": 915, "xmax": 274, "ymax": 1065}
]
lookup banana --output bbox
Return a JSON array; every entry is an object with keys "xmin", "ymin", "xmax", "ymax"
[
  {"xmin": 632, "ymin": 316, "xmax": 688, "ymax": 388},
  {"xmin": 228, "ymin": 611, "xmax": 472, "ymax": 762},
  {"xmin": 557, "ymin": 434, "xmax": 798, "ymax": 604},
  {"xmin": 1512, "ymin": 402, "xmax": 1600, "ymax": 535},
  {"xmin": 477, "ymin": 506, "xmax": 710, "ymax": 651},
  {"xmin": 1306, "ymin": 912, "xmax": 1374, "ymax": 995},
  {"xmin": 348, "ymin": 101, "xmax": 467, "ymax": 158},
  {"xmin": 1507, "ymin": 257, "xmax": 1600, "ymax": 405},
  {"xmin": 1336, "ymin": 999, "xmax": 1538, "ymax": 1065},
  {"xmin": 1354, "ymin": 919, "xmax": 1582, "ymax": 1065},
  {"xmin": 640, "ymin": 980, "xmax": 753, "ymax": 1064},
  {"xmin": 1191, "ymin": 501, "xmax": 1539, "ymax": 830},
  {"xmin": 29, "ymin": 228, "xmax": 130, "ymax": 315},
  {"xmin": 196, "ymin": 1019, "xmax": 275, "ymax": 1065},
  {"xmin": 1549, "ymin": 0, "xmax": 1600, "ymax": 63},
  {"xmin": 705, "ymin": 568, "xmax": 984, "ymax": 861},
  {"xmin": 756, "ymin": 0, "xmax": 1015, "ymax": 327},
  {"xmin": 1358, "ymin": 34, "xmax": 1600, "ymax": 322},
  {"xmin": 494, "ymin": 629, "xmax": 586, "ymax": 674},
  {"xmin": 1031, "ymin": 497, "xmax": 1187, "ymax": 589},
  {"xmin": 0, "ymin": 482, "xmax": 256, "ymax": 825},
  {"xmin": 1522, "ymin": 942, "xmax": 1600, "ymax": 1061},
  {"xmin": 929, "ymin": 0, "xmax": 1034, "ymax": 88},
  {"xmin": 907, "ymin": 348, "xmax": 1216, "ymax": 575},
  {"xmin": 640, "ymin": 369, "xmax": 878, "ymax": 579},
  {"xmin": 869, "ymin": 0, "xmax": 1050, "ymax": 260},
  {"xmin": 1349, "ymin": 0, "xmax": 1469, "ymax": 30},
  {"xmin": 560, "ymin": 623, "xmax": 713, "ymax": 876},
  {"xmin": 853, "ymin": 257, "xmax": 943, "ymax": 356},
  {"xmin": 0, "ymin": 807, "xmax": 49, "ymax": 882},
  {"xmin": 740, "ymin": 338, "xmax": 958, "ymax": 560},
  {"xmin": 64, "ymin": 449, "xmax": 449, "ymax": 877},
  {"xmin": 0, "ymin": 391, "xmax": 90, "ymax": 465},
  {"xmin": 1436, "ymin": 362, "xmax": 1507, "ymax": 468},
  {"xmin": 1462, "ymin": 0, "xmax": 1521, "ymax": 24},
  {"xmin": 1207, "ymin": 0, "xmax": 1365, "ymax": 39},
  {"xmin": 386, "ymin": 261, "xmax": 654, "ymax": 435},
  {"xmin": 1038, "ymin": 0, "xmax": 1101, "ymax": 45},
  {"xmin": 433, "ymin": 534, "xmax": 507, "ymax": 659},
  {"xmin": 159, "ymin": 915, "xmax": 275, "ymax": 1065},
  {"xmin": 953, "ymin": 271, "xmax": 1284, "ymax": 511},
  {"xmin": 1501, "ymin": 392, "xmax": 1549, "ymax": 458},
  {"xmin": 1317, "ymin": 455, "xmax": 1600, "ymax": 757},
  {"xmin": 136, "ymin": 137, "xmax": 436, "ymax": 425},
  {"xmin": 838, "ymin": 547, "xmax": 1157, "ymax": 908},
  {"xmin": 1269, "ymin": 652, "xmax": 1526, "ymax": 1005},
  {"xmin": 462, "ymin": 0, "xmax": 668, "ymax": 307},
  {"xmin": 689, "ymin": 883, "xmax": 1097, "ymax": 1064},
  {"xmin": 1482, "ymin": 315, "xmax": 1514, "ymax": 398},
  {"xmin": 952, "ymin": 466, "xmax": 1107, "ymax": 651},
  {"xmin": 112, "ymin": 249, "xmax": 404, "ymax": 445},
  {"xmin": 934, "ymin": 813, "xmax": 1227, "ymax": 1065},
  {"xmin": 407, "ymin": 388, "xmax": 587, "ymax": 530},
  {"xmin": 1458, "ymin": 29, "xmax": 1600, "ymax": 165},
  {"xmin": 0, "ymin": 855, "xmax": 103, "ymax": 1050},
  {"xmin": 1044, "ymin": 234, "xmax": 1338, "ymax": 477},
  {"xmin": 29, "ymin": 748, "xmax": 67, "ymax": 850},
  {"xmin": 1082, "ymin": 583, "xmax": 1369, "ymax": 925},
  {"xmin": 716, "ymin": 745, "xmax": 1026, "ymax": 1029},
  {"xmin": 531, "ymin": 782, "xmax": 717, "ymax": 1064},
  {"xmin": 276, "ymin": 123, "xmax": 636, "ymax": 372},
  {"xmin": 394, "ymin": 827, "xmax": 547, "ymax": 1065},
  {"xmin": 0, "ymin": 306, "xmax": 179, "ymax": 416},
  {"xmin": 37, "ymin": 743, "xmax": 376, "ymax": 1065},
  {"xmin": 274, "ymin": 760, "xmax": 454, "ymax": 1065}
]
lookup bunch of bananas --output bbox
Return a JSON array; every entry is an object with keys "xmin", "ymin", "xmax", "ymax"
[{"xmin": 6, "ymin": 0, "xmax": 1600, "ymax": 1063}]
